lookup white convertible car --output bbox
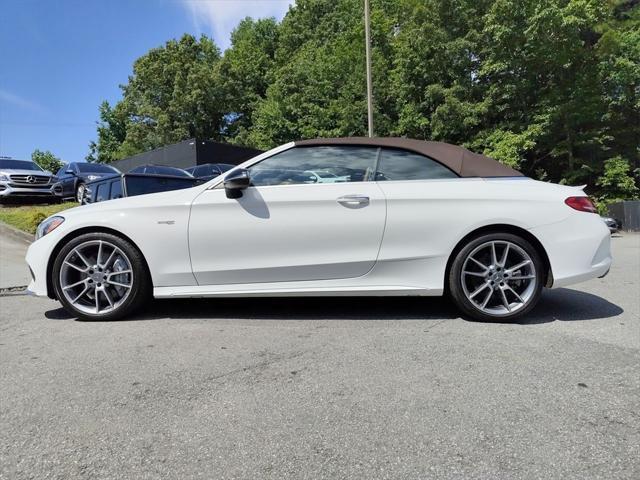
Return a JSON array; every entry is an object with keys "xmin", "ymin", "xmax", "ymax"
[{"xmin": 26, "ymin": 137, "xmax": 611, "ymax": 322}]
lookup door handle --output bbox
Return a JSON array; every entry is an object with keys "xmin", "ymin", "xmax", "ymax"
[{"xmin": 337, "ymin": 195, "xmax": 370, "ymax": 208}]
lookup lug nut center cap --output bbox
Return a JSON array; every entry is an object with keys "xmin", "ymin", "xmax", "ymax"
[{"xmin": 90, "ymin": 272, "xmax": 103, "ymax": 282}]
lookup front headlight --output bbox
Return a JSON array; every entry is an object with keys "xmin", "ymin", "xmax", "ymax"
[{"xmin": 35, "ymin": 216, "xmax": 65, "ymax": 240}]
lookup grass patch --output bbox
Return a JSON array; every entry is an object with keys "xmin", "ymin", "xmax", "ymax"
[{"xmin": 0, "ymin": 202, "xmax": 79, "ymax": 234}]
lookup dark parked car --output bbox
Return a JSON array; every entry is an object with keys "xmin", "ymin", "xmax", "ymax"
[
  {"xmin": 84, "ymin": 170, "xmax": 199, "ymax": 204},
  {"xmin": 54, "ymin": 162, "xmax": 120, "ymax": 202},
  {"xmin": 601, "ymin": 216, "xmax": 621, "ymax": 233},
  {"xmin": 184, "ymin": 163, "xmax": 236, "ymax": 182},
  {"xmin": 129, "ymin": 164, "xmax": 192, "ymax": 177}
]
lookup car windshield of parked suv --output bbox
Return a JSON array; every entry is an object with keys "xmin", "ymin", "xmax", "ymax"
[
  {"xmin": 0, "ymin": 159, "xmax": 44, "ymax": 171},
  {"xmin": 77, "ymin": 163, "xmax": 120, "ymax": 174},
  {"xmin": 194, "ymin": 164, "xmax": 221, "ymax": 177},
  {"xmin": 130, "ymin": 165, "xmax": 192, "ymax": 177}
]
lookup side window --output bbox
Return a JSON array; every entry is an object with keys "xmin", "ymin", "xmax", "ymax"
[
  {"xmin": 96, "ymin": 183, "xmax": 109, "ymax": 202},
  {"xmin": 248, "ymin": 146, "xmax": 378, "ymax": 187},
  {"xmin": 110, "ymin": 180, "xmax": 123, "ymax": 199},
  {"xmin": 55, "ymin": 167, "xmax": 66, "ymax": 177},
  {"xmin": 376, "ymin": 148, "xmax": 458, "ymax": 181}
]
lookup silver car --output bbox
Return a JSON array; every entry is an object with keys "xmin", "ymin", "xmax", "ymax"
[{"xmin": 0, "ymin": 158, "xmax": 56, "ymax": 202}]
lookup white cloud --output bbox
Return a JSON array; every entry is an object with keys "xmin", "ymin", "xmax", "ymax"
[
  {"xmin": 0, "ymin": 89, "xmax": 46, "ymax": 114},
  {"xmin": 182, "ymin": 0, "xmax": 294, "ymax": 50}
]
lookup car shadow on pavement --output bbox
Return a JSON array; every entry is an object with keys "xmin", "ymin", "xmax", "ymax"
[
  {"xmin": 46, "ymin": 296, "xmax": 459, "ymax": 322},
  {"xmin": 44, "ymin": 287, "xmax": 623, "ymax": 324},
  {"xmin": 516, "ymin": 288, "xmax": 623, "ymax": 324}
]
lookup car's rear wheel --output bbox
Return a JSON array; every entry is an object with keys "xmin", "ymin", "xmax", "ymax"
[
  {"xmin": 448, "ymin": 233, "xmax": 544, "ymax": 322},
  {"xmin": 52, "ymin": 232, "xmax": 151, "ymax": 321},
  {"xmin": 75, "ymin": 183, "xmax": 86, "ymax": 203}
]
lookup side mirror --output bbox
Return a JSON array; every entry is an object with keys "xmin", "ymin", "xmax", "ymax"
[
  {"xmin": 224, "ymin": 168, "xmax": 251, "ymax": 199},
  {"xmin": 65, "ymin": 169, "xmax": 75, "ymax": 175}
]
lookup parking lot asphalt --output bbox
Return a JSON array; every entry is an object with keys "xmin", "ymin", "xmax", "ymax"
[
  {"xmin": 1, "ymin": 234, "xmax": 638, "ymax": 480},
  {"xmin": 0, "ymin": 223, "xmax": 30, "ymax": 290}
]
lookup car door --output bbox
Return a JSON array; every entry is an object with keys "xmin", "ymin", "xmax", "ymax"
[
  {"xmin": 373, "ymin": 147, "xmax": 461, "ymax": 263},
  {"xmin": 188, "ymin": 145, "xmax": 386, "ymax": 285}
]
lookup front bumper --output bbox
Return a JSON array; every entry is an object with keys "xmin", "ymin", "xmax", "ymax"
[
  {"xmin": 0, "ymin": 182, "xmax": 55, "ymax": 197},
  {"xmin": 52, "ymin": 183, "xmax": 64, "ymax": 197},
  {"xmin": 25, "ymin": 235, "xmax": 53, "ymax": 297}
]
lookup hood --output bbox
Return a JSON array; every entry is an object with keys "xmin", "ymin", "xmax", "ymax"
[
  {"xmin": 0, "ymin": 168, "xmax": 52, "ymax": 176},
  {"xmin": 66, "ymin": 184, "xmax": 200, "ymax": 217}
]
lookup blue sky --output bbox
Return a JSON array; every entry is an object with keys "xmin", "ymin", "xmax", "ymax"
[{"xmin": 0, "ymin": 0, "xmax": 292, "ymax": 164}]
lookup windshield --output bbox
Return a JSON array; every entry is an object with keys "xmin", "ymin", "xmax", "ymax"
[
  {"xmin": 0, "ymin": 159, "xmax": 43, "ymax": 171},
  {"xmin": 77, "ymin": 163, "xmax": 119, "ymax": 174}
]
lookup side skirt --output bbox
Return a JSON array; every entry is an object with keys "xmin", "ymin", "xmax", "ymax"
[{"xmin": 154, "ymin": 285, "xmax": 443, "ymax": 298}]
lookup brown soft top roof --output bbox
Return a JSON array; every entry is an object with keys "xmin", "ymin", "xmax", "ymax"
[{"xmin": 294, "ymin": 137, "xmax": 523, "ymax": 178}]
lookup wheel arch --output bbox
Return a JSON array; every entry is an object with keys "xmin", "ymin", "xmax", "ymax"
[
  {"xmin": 46, "ymin": 226, "xmax": 152, "ymax": 299},
  {"xmin": 443, "ymin": 224, "xmax": 553, "ymax": 294}
]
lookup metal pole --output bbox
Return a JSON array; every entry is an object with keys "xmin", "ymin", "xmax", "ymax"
[{"xmin": 364, "ymin": 0, "xmax": 374, "ymax": 137}]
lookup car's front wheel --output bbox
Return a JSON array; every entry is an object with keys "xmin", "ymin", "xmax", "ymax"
[
  {"xmin": 448, "ymin": 233, "xmax": 544, "ymax": 322},
  {"xmin": 52, "ymin": 232, "xmax": 151, "ymax": 321},
  {"xmin": 75, "ymin": 183, "xmax": 86, "ymax": 203}
]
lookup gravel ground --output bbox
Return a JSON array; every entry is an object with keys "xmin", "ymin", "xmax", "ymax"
[{"xmin": 1, "ymin": 234, "xmax": 638, "ymax": 480}]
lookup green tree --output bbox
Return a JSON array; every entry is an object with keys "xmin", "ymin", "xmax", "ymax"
[
  {"xmin": 31, "ymin": 149, "xmax": 63, "ymax": 173},
  {"xmin": 596, "ymin": 156, "xmax": 639, "ymax": 210},
  {"xmin": 597, "ymin": 0, "xmax": 640, "ymax": 174},
  {"xmin": 87, "ymin": 101, "xmax": 128, "ymax": 163},
  {"xmin": 218, "ymin": 18, "xmax": 280, "ymax": 141},
  {"xmin": 90, "ymin": 34, "xmax": 225, "ymax": 162},
  {"xmin": 245, "ymin": 0, "xmax": 400, "ymax": 148}
]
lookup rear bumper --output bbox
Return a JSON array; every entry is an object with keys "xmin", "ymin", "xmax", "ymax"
[{"xmin": 529, "ymin": 213, "xmax": 612, "ymax": 289}]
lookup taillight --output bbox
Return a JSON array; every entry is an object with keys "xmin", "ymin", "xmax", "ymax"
[{"xmin": 565, "ymin": 196, "xmax": 597, "ymax": 213}]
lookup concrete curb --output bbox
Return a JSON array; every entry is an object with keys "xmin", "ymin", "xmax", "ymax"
[
  {"xmin": 0, "ymin": 221, "xmax": 33, "ymax": 245},
  {"xmin": 0, "ymin": 285, "xmax": 28, "ymax": 296}
]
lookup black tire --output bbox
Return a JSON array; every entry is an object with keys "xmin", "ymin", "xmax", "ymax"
[
  {"xmin": 52, "ymin": 232, "xmax": 151, "ymax": 321},
  {"xmin": 75, "ymin": 183, "xmax": 86, "ymax": 203},
  {"xmin": 448, "ymin": 232, "xmax": 545, "ymax": 322}
]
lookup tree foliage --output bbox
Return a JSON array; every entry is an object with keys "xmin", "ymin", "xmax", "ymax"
[
  {"xmin": 31, "ymin": 149, "xmax": 63, "ymax": 173},
  {"xmin": 88, "ymin": 35, "xmax": 224, "ymax": 162},
  {"xmin": 90, "ymin": 0, "xmax": 640, "ymax": 199}
]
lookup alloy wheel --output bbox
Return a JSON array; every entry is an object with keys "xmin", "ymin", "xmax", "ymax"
[
  {"xmin": 460, "ymin": 240, "xmax": 537, "ymax": 317},
  {"xmin": 76, "ymin": 184, "xmax": 85, "ymax": 203},
  {"xmin": 59, "ymin": 240, "xmax": 134, "ymax": 315}
]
